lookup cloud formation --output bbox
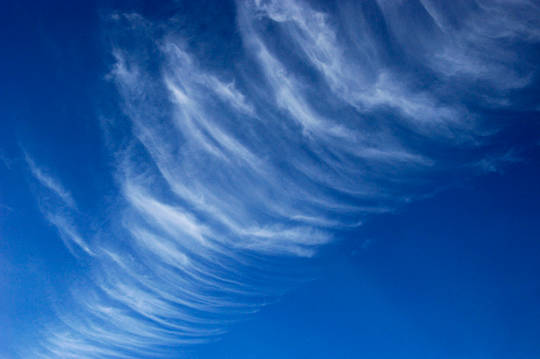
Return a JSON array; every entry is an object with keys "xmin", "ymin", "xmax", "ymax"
[{"xmin": 22, "ymin": 0, "xmax": 539, "ymax": 357}]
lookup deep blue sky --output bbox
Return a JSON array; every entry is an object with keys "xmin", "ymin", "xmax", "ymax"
[
  {"xmin": 1, "ymin": 1, "xmax": 540, "ymax": 358},
  {"xmin": 194, "ymin": 159, "xmax": 540, "ymax": 359}
]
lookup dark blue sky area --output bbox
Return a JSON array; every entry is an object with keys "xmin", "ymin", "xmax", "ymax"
[{"xmin": 194, "ymin": 156, "xmax": 540, "ymax": 359}]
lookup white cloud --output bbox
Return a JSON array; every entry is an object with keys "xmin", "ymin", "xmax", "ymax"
[
  {"xmin": 24, "ymin": 153, "xmax": 76, "ymax": 209},
  {"xmin": 45, "ymin": 213, "xmax": 94, "ymax": 256},
  {"xmin": 27, "ymin": 0, "xmax": 540, "ymax": 357}
]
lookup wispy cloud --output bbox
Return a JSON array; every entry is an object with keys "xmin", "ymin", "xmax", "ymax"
[
  {"xmin": 24, "ymin": 153, "xmax": 76, "ymax": 209},
  {"xmin": 23, "ymin": 1, "xmax": 539, "ymax": 357},
  {"xmin": 0, "ymin": 150, "xmax": 12, "ymax": 170},
  {"xmin": 23, "ymin": 153, "xmax": 94, "ymax": 257},
  {"xmin": 45, "ymin": 213, "xmax": 94, "ymax": 256}
]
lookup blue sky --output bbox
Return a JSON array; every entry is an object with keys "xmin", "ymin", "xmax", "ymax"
[{"xmin": 1, "ymin": 0, "xmax": 540, "ymax": 358}]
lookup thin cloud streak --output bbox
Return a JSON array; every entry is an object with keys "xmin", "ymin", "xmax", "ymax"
[
  {"xmin": 45, "ymin": 213, "xmax": 94, "ymax": 256},
  {"xmin": 23, "ymin": 153, "xmax": 94, "ymax": 257},
  {"xmin": 24, "ymin": 153, "xmax": 76, "ymax": 209}
]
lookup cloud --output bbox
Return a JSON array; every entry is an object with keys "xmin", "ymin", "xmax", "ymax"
[
  {"xmin": 24, "ymin": 153, "xmax": 76, "ymax": 209},
  {"xmin": 380, "ymin": 0, "xmax": 538, "ymax": 92},
  {"xmin": 0, "ymin": 150, "xmax": 13, "ymax": 170},
  {"xmin": 23, "ymin": 153, "xmax": 94, "ymax": 257},
  {"xmin": 45, "ymin": 213, "xmax": 94, "ymax": 256},
  {"xmin": 23, "ymin": 1, "xmax": 539, "ymax": 357},
  {"xmin": 241, "ymin": 0, "xmax": 467, "ymax": 135}
]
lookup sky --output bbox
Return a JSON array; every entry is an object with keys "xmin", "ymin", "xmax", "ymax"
[{"xmin": 1, "ymin": 0, "xmax": 540, "ymax": 358}]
